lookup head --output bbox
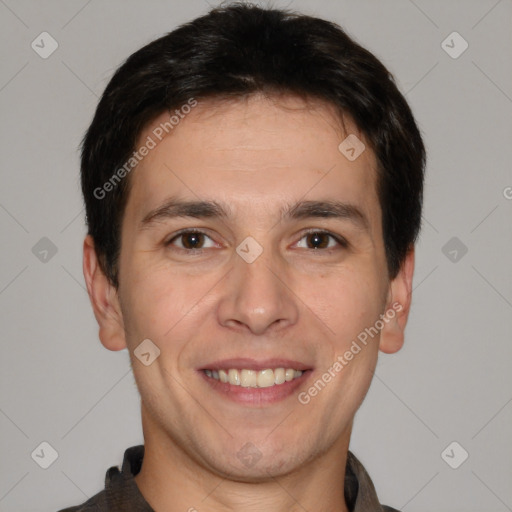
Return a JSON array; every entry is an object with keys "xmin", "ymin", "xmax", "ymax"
[{"xmin": 82, "ymin": 3, "xmax": 424, "ymax": 480}]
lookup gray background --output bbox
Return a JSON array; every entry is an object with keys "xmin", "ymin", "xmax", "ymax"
[{"xmin": 1, "ymin": 0, "xmax": 511, "ymax": 511}]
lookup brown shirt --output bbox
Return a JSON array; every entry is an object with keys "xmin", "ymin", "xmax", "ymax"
[{"xmin": 58, "ymin": 445, "xmax": 400, "ymax": 512}]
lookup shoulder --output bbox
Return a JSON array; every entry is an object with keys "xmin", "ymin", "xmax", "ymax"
[
  {"xmin": 56, "ymin": 489, "xmax": 107, "ymax": 511},
  {"xmin": 56, "ymin": 445, "xmax": 149, "ymax": 512},
  {"xmin": 346, "ymin": 450, "xmax": 402, "ymax": 512}
]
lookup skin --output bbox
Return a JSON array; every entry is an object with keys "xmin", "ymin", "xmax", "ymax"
[{"xmin": 83, "ymin": 93, "xmax": 414, "ymax": 512}]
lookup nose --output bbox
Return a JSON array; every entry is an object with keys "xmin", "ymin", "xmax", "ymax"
[{"xmin": 216, "ymin": 244, "xmax": 300, "ymax": 336}]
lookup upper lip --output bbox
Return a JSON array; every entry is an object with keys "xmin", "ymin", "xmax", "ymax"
[{"xmin": 199, "ymin": 358, "xmax": 313, "ymax": 372}]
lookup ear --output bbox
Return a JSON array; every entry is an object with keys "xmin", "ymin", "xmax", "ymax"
[
  {"xmin": 83, "ymin": 235, "xmax": 127, "ymax": 351},
  {"xmin": 379, "ymin": 247, "xmax": 415, "ymax": 354}
]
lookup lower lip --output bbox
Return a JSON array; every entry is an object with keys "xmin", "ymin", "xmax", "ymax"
[{"xmin": 199, "ymin": 370, "xmax": 312, "ymax": 406}]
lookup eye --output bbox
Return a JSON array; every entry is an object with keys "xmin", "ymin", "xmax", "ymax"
[
  {"xmin": 295, "ymin": 230, "xmax": 347, "ymax": 250},
  {"xmin": 166, "ymin": 230, "xmax": 217, "ymax": 250}
]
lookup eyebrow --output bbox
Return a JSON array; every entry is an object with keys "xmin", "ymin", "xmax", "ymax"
[{"xmin": 140, "ymin": 197, "xmax": 369, "ymax": 231}]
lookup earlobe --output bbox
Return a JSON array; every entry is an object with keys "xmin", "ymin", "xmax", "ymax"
[
  {"xmin": 83, "ymin": 235, "xmax": 127, "ymax": 351},
  {"xmin": 379, "ymin": 248, "xmax": 415, "ymax": 354}
]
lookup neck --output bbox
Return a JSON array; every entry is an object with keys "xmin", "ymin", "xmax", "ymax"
[{"xmin": 134, "ymin": 404, "xmax": 351, "ymax": 512}]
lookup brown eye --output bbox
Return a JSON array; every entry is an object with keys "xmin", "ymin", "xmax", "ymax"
[
  {"xmin": 167, "ymin": 230, "xmax": 216, "ymax": 250},
  {"xmin": 296, "ymin": 231, "xmax": 347, "ymax": 250},
  {"xmin": 180, "ymin": 232, "xmax": 204, "ymax": 249},
  {"xmin": 306, "ymin": 232, "xmax": 330, "ymax": 249}
]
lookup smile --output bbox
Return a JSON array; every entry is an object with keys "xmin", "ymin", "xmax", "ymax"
[{"xmin": 203, "ymin": 368, "xmax": 303, "ymax": 388}]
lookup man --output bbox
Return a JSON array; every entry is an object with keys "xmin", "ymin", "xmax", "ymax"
[{"xmin": 61, "ymin": 2, "xmax": 425, "ymax": 511}]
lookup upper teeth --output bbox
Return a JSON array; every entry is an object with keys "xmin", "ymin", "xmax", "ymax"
[{"xmin": 204, "ymin": 368, "xmax": 303, "ymax": 388}]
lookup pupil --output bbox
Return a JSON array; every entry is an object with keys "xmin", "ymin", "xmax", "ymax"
[
  {"xmin": 183, "ymin": 233, "xmax": 202, "ymax": 249},
  {"xmin": 309, "ymin": 232, "xmax": 327, "ymax": 249}
]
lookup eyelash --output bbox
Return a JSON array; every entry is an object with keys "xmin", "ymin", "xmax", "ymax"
[{"xmin": 165, "ymin": 228, "xmax": 348, "ymax": 253}]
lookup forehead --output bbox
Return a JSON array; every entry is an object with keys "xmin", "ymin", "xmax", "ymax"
[{"xmin": 125, "ymin": 94, "xmax": 380, "ymax": 228}]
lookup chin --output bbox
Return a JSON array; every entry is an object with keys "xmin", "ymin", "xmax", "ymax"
[{"xmin": 209, "ymin": 438, "xmax": 309, "ymax": 480}]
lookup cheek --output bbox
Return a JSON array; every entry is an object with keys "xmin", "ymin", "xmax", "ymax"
[
  {"xmin": 119, "ymin": 260, "xmax": 218, "ymax": 349},
  {"xmin": 306, "ymin": 266, "xmax": 385, "ymax": 347},
  {"xmin": 118, "ymin": 262, "xmax": 175, "ymax": 342}
]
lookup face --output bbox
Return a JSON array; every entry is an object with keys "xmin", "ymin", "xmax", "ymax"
[{"xmin": 84, "ymin": 93, "xmax": 413, "ymax": 480}]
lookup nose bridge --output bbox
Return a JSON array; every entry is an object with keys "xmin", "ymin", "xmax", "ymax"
[{"xmin": 216, "ymin": 238, "xmax": 299, "ymax": 334}]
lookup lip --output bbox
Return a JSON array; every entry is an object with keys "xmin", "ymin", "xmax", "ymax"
[
  {"xmin": 197, "ymin": 359, "xmax": 313, "ymax": 406},
  {"xmin": 199, "ymin": 358, "xmax": 313, "ymax": 372}
]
